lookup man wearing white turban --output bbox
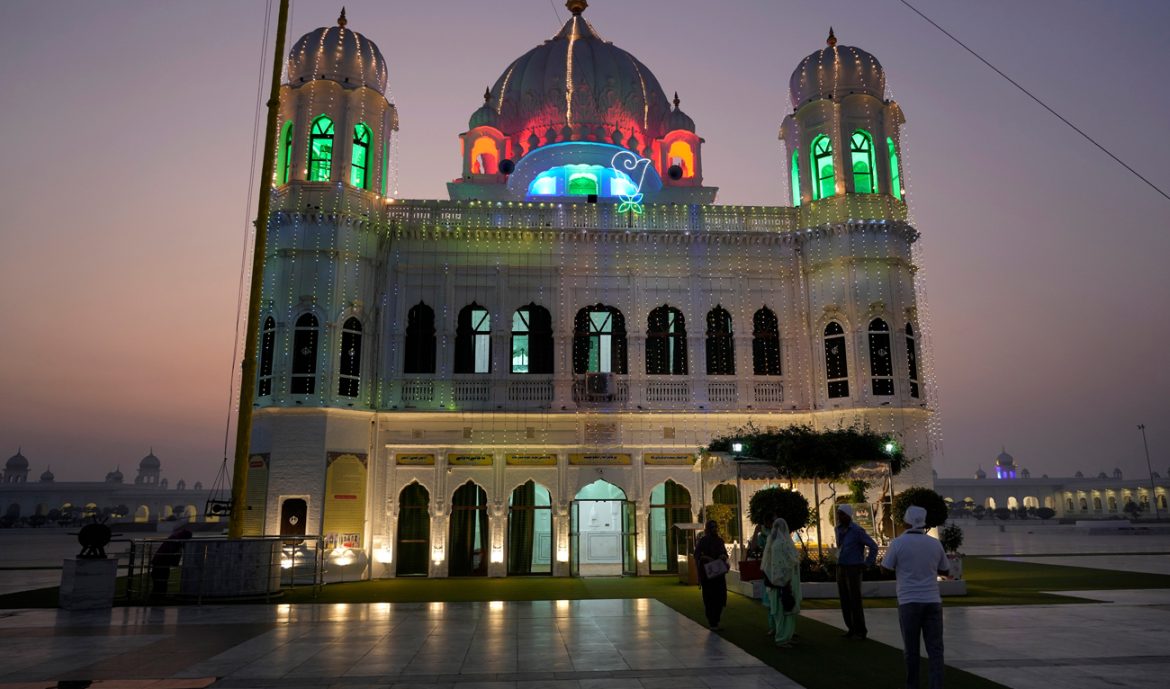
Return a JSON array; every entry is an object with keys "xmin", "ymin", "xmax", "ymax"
[{"xmin": 882, "ymin": 504, "xmax": 950, "ymax": 689}]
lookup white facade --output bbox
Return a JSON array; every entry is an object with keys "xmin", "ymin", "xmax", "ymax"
[{"xmin": 245, "ymin": 7, "xmax": 937, "ymax": 578}]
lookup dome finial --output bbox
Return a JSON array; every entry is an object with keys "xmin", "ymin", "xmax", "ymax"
[
  {"xmin": 483, "ymin": 86, "xmax": 491, "ymax": 104},
  {"xmin": 827, "ymin": 26, "xmax": 837, "ymax": 47},
  {"xmin": 338, "ymin": 7, "xmax": 348, "ymax": 27},
  {"xmin": 566, "ymin": 0, "xmax": 588, "ymax": 16},
  {"xmin": 673, "ymin": 92, "xmax": 680, "ymax": 109}
]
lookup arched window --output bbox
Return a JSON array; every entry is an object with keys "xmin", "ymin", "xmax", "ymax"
[
  {"xmin": 667, "ymin": 140, "xmax": 695, "ymax": 179},
  {"xmin": 868, "ymin": 318, "xmax": 894, "ymax": 396},
  {"xmin": 512, "ymin": 303, "xmax": 553, "ymax": 374},
  {"xmin": 396, "ymin": 483, "xmax": 429, "ymax": 576},
  {"xmin": 648, "ymin": 480, "xmax": 692, "ymax": 574},
  {"xmin": 469, "ymin": 137, "xmax": 500, "ymax": 175},
  {"xmin": 790, "ymin": 150, "xmax": 801, "ymax": 206},
  {"xmin": 573, "ymin": 305, "xmax": 627, "ymax": 374},
  {"xmin": 350, "ymin": 123, "xmax": 372, "ymax": 189},
  {"xmin": 811, "ymin": 134, "xmax": 835, "ymax": 200},
  {"xmin": 752, "ymin": 307, "xmax": 781, "ymax": 376},
  {"xmin": 337, "ymin": 317, "xmax": 362, "ymax": 398},
  {"xmin": 508, "ymin": 480, "xmax": 552, "ymax": 575},
  {"xmin": 567, "ymin": 173, "xmax": 599, "ymax": 196},
  {"xmin": 403, "ymin": 302, "xmax": 436, "ymax": 374},
  {"xmin": 291, "ymin": 313, "xmax": 319, "ymax": 394},
  {"xmin": 906, "ymin": 323, "xmax": 920, "ymax": 398},
  {"xmin": 646, "ymin": 305, "xmax": 687, "ymax": 375},
  {"xmin": 278, "ymin": 121, "xmax": 293, "ymax": 185},
  {"xmin": 258, "ymin": 316, "xmax": 275, "ymax": 396},
  {"xmin": 455, "ymin": 303, "xmax": 491, "ymax": 374},
  {"xmin": 307, "ymin": 115, "xmax": 335, "ymax": 182},
  {"xmin": 380, "ymin": 139, "xmax": 389, "ymax": 196},
  {"xmin": 706, "ymin": 305, "xmax": 735, "ymax": 375},
  {"xmin": 850, "ymin": 130, "xmax": 878, "ymax": 194},
  {"xmin": 887, "ymin": 137, "xmax": 902, "ymax": 200},
  {"xmin": 824, "ymin": 321, "xmax": 849, "ymax": 398}
]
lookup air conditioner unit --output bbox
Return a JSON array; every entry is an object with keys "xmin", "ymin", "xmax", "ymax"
[{"xmin": 584, "ymin": 372, "xmax": 616, "ymax": 401}]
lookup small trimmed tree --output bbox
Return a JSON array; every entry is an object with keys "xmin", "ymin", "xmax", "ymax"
[
  {"xmin": 893, "ymin": 487, "xmax": 949, "ymax": 530},
  {"xmin": 748, "ymin": 487, "xmax": 810, "ymax": 533},
  {"xmin": 1036, "ymin": 507, "xmax": 1056, "ymax": 520}
]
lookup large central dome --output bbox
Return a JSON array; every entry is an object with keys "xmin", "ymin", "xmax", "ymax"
[{"xmin": 486, "ymin": 1, "xmax": 671, "ymax": 149}]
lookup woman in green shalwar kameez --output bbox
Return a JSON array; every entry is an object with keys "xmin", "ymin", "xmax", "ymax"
[{"xmin": 762, "ymin": 517, "xmax": 802, "ymax": 647}]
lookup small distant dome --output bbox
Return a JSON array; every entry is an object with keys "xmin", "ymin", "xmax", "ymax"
[
  {"xmin": 105, "ymin": 468, "xmax": 124, "ymax": 484},
  {"xmin": 789, "ymin": 28, "xmax": 886, "ymax": 109},
  {"xmin": 194, "ymin": 481, "xmax": 203, "ymax": 491},
  {"xmin": 1021, "ymin": 468, "xmax": 1031, "ymax": 478},
  {"xmin": 665, "ymin": 93, "xmax": 696, "ymax": 133},
  {"xmin": 287, "ymin": 9, "xmax": 389, "ymax": 95},
  {"xmin": 974, "ymin": 466, "xmax": 986, "ymax": 479},
  {"xmin": 1113, "ymin": 467, "xmax": 1123, "ymax": 479},
  {"xmin": 1097, "ymin": 471, "xmax": 1108, "ymax": 479},
  {"xmin": 176, "ymin": 479, "xmax": 187, "ymax": 491},
  {"xmin": 6, "ymin": 449, "xmax": 29, "ymax": 470},
  {"xmin": 1075, "ymin": 471, "xmax": 1084, "ymax": 478},
  {"xmin": 139, "ymin": 451, "xmax": 160, "ymax": 470},
  {"xmin": 40, "ymin": 467, "xmax": 54, "ymax": 482},
  {"xmin": 995, "ymin": 449, "xmax": 1015, "ymax": 467},
  {"xmin": 468, "ymin": 87, "xmax": 500, "ymax": 130},
  {"xmin": 160, "ymin": 478, "xmax": 169, "ymax": 488}
]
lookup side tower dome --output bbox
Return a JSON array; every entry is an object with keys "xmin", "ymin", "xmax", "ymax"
[
  {"xmin": 287, "ymin": 8, "xmax": 389, "ymax": 95},
  {"xmin": 136, "ymin": 449, "xmax": 161, "ymax": 485},
  {"xmin": 3, "ymin": 448, "xmax": 29, "ymax": 484},
  {"xmin": 449, "ymin": 1, "xmax": 715, "ymax": 204},
  {"xmin": 780, "ymin": 29, "xmax": 906, "ymax": 207}
]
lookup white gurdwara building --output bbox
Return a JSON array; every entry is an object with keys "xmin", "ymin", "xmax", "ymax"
[{"xmin": 245, "ymin": 3, "xmax": 938, "ymax": 579}]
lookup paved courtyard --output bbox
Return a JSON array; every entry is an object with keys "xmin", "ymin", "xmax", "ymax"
[{"xmin": 0, "ymin": 599, "xmax": 800, "ymax": 689}]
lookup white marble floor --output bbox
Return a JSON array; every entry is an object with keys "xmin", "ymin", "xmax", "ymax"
[
  {"xmin": 802, "ymin": 589, "xmax": 1170, "ymax": 689},
  {"xmin": 0, "ymin": 599, "xmax": 803, "ymax": 689}
]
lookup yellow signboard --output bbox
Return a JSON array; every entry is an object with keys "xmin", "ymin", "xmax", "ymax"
[
  {"xmin": 449, "ymin": 453, "xmax": 494, "ymax": 466},
  {"xmin": 396, "ymin": 453, "xmax": 435, "ymax": 465},
  {"xmin": 506, "ymin": 453, "xmax": 558, "ymax": 466},
  {"xmin": 569, "ymin": 453, "xmax": 632, "ymax": 466},
  {"xmin": 644, "ymin": 453, "xmax": 695, "ymax": 466},
  {"xmin": 323, "ymin": 453, "xmax": 367, "ymax": 550}
]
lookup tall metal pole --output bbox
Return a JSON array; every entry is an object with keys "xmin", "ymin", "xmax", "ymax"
[
  {"xmin": 1138, "ymin": 424, "xmax": 1160, "ymax": 521},
  {"xmin": 228, "ymin": 0, "xmax": 291, "ymax": 538}
]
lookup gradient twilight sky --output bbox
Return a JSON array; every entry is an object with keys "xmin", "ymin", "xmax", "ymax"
[{"xmin": 1, "ymin": 0, "xmax": 1168, "ymax": 486}]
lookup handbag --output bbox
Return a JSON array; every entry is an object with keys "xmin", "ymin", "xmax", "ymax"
[
  {"xmin": 703, "ymin": 558, "xmax": 730, "ymax": 578},
  {"xmin": 780, "ymin": 583, "xmax": 796, "ymax": 612}
]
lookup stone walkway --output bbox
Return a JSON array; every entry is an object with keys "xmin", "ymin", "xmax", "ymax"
[{"xmin": 0, "ymin": 599, "xmax": 802, "ymax": 689}]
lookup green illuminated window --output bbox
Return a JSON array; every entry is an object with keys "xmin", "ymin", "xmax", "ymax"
[
  {"xmin": 790, "ymin": 151, "xmax": 801, "ymax": 206},
  {"xmin": 567, "ymin": 173, "xmax": 598, "ymax": 196},
  {"xmin": 850, "ymin": 130, "xmax": 877, "ymax": 194},
  {"xmin": 812, "ymin": 134, "xmax": 835, "ymax": 200},
  {"xmin": 888, "ymin": 137, "xmax": 902, "ymax": 200},
  {"xmin": 511, "ymin": 303, "xmax": 554, "ymax": 374},
  {"xmin": 278, "ymin": 122, "xmax": 293, "ymax": 185},
  {"xmin": 350, "ymin": 123, "xmax": 372, "ymax": 189},
  {"xmin": 308, "ymin": 116, "xmax": 334, "ymax": 182}
]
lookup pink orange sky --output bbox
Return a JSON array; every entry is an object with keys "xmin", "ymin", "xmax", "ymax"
[{"xmin": 1, "ymin": 0, "xmax": 1167, "ymax": 485}]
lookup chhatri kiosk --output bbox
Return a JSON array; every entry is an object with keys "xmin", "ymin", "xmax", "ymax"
[{"xmin": 245, "ymin": 1, "xmax": 935, "ymax": 578}]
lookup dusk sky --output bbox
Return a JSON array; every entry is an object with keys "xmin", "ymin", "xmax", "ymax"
[{"xmin": 1, "ymin": 0, "xmax": 1167, "ymax": 485}]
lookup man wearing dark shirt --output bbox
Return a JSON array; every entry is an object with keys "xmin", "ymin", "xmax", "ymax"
[{"xmin": 835, "ymin": 504, "xmax": 878, "ymax": 639}]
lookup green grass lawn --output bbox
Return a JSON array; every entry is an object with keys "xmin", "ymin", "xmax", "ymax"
[{"xmin": 3, "ymin": 557, "xmax": 1169, "ymax": 689}]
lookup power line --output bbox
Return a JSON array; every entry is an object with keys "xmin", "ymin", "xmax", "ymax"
[
  {"xmin": 550, "ymin": 0, "xmax": 563, "ymax": 26},
  {"xmin": 897, "ymin": 0, "xmax": 1169, "ymax": 202}
]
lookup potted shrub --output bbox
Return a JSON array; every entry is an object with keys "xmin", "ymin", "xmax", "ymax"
[
  {"xmin": 742, "ymin": 487, "xmax": 810, "ymax": 581},
  {"xmin": 939, "ymin": 523, "xmax": 964, "ymax": 580}
]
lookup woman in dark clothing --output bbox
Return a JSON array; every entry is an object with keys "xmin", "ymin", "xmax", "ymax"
[{"xmin": 695, "ymin": 519, "xmax": 730, "ymax": 630}]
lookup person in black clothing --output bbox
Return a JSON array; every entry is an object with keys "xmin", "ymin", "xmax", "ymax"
[
  {"xmin": 695, "ymin": 519, "xmax": 730, "ymax": 630},
  {"xmin": 150, "ymin": 524, "xmax": 193, "ymax": 595}
]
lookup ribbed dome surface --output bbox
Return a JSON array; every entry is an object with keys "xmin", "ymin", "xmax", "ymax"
[
  {"xmin": 287, "ymin": 13, "xmax": 389, "ymax": 95},
  {"xmin": 6, "ymin": 451, "xmax": 28, "ymax": 470},
  {"xmin": 140, "ymin": 452, "xmax": 160, "ymax": 469},
  {"xmin": 789, "ymin": 33, "xmax": 885, "ymax": 108},
  {"xmin": 486, "ymin": 10, "xmax": 672, "ymax": 148}
]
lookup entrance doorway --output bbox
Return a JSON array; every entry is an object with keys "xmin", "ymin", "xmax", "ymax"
[
  {"xmin": 649, "ymin": 480, "xmax": 692, "ymax": 574},
  {"xmin": 395, "ymin": 484, "xmax": 430, "ymax": 576},
  {"xmin": 508, "ymin": 481, "xmax": 553, "ymax": 575},
  {"xmin": 448, "ymin": 481, "xmax": 488, "ymax": 576},
  {"xmin": 570, "ymin": 479, "xmax": 636, "ymax": 576},
  {"xmin": 279, "ymin": 498, "xmax": 307, "ymax": 538}
]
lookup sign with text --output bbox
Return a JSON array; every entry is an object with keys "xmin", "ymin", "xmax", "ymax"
[
  {"xmin": 644, "ymin": 453, "xmax": 695, "ymax": 466},
  {"xmin": 569, "ymin": 453, "xmax": 632, "ymax": 466},
  {"xmin": 396, "ymin": 453, "xmax": 435, "ymax": 466},
  {"xmin": 506, "ymin": 453, "xmax": 558, "ymax": 466},
  {"xmin": 448, "ymin": 453, "xmax": 494, "ymax": 466}
]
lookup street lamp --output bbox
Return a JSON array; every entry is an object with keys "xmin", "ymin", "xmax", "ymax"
[{"xmin": 1138, "ymin": 424, "xmax": 1160, "ymax": 521}]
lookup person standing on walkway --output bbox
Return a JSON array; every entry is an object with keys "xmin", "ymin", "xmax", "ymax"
[
  {"xmin": 835, "ymin": 504, "xmax": 878, "ymax": 639},
  {"xmin": 882, "ymin": 505, "xmax": 950, "ymax": 689},
  {"xmin": 762, "ymin": 517, "xmax": 801, "ymax": 647},
  {"xmin": 695, "ymin": 519, "xmax": 730, "ymax": 630}
]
